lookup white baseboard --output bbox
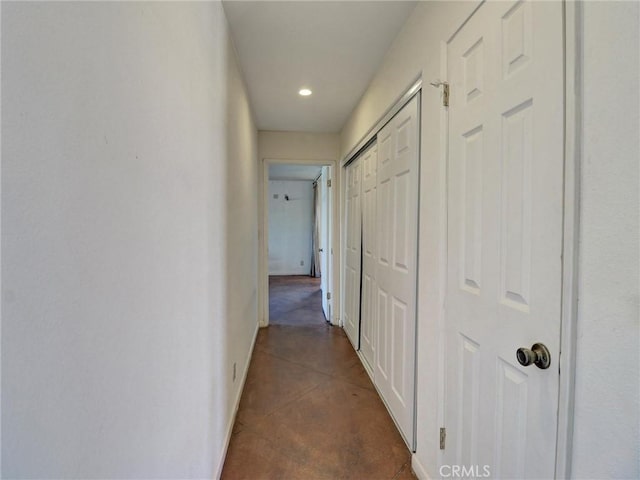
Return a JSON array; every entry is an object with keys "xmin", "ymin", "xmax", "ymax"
[
  {"xmin": 412, "ymin": 454, "xmax": 433, "ymax": 480},
  {"xmin": 214, "ymin": 321, "xmax": 260, "ymax": 479}
]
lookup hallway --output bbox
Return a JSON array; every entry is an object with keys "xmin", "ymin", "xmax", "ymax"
[
  {"xmin": 221, "ymin": 276, "xmax": 416, "ymax": 479},
  {"xmin": 3, "ymin": 2, "xmax": 638, "ymax": 479}
]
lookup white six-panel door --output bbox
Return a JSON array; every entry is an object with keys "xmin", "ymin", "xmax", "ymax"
[
  {"xmin": 343, "ymin": 158, "xmax": 362, "ymax": 348},
  {"xmin": 342, "ymin": 95, "xmax": 419, "ymax": 447},
  {"xmin": 374, "ymin": 95, "xmax": 420, "ymax": 446},
  {"xmin": 360, "ymin": 144, "xmax": 378, "ymax": 370},
  {"xmin": 445, "ymin": 1, "xmax": 564, "ymax": 477}
]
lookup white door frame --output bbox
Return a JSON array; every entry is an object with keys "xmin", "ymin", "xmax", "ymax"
[
  {"xmin": 258, "ymin": 157, "xmax": 340, "ymax": 327},
  {"xmin": 436, "ymin": 1, "xmax": 580, "ymax": 476},
  {"xmin": 318, "ymin": 167, "xmax": 331, "ymax": 320},
  {"xmin": 554, "ymin": 1, "xmax": 581, "ymax": 476}
]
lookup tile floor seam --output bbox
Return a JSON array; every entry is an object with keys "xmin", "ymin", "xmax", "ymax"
[
  {"xmin": 239, "ymin": 373, "xmax": 393, "ymax": 440},
  {"xmin": 241, "ymin": 360, "xmax": 401, "ymax": 445},
  {"xmin": 233, "ymin": 381, "xmax": 329, "ymax": 441},
  {"xmin": 252, "ymin": 352, "xmax": 371, "ymax": 392},
  {"xmin": 222, "ymin": 275, "xmax": 416, "ymax": 480},
  {"xmin": 241, "ymin": 349, "xmax": 333, "ymax": 388},
  {"xmin": 235, "ymin": 353, "xmax": 382, "ymax": 437},
  {"xmin": 235, "ymin": 387, "xmax": 410, "ymax": 480},
  {"xmin": 253, "ymin": 346, "xmax": 362, "ymax": 381},
  {"xmin": 238, "ymin": 376, "xmax": 331, "ymax": 426},
  {"xmin": 390, "ymin": 460, "xmax": 411, "ymax": 480}
]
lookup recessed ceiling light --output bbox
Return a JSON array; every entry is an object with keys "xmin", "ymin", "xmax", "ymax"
[{"xmin": 299, "ymin": 88, "xmax": 312, "ymax": 96}]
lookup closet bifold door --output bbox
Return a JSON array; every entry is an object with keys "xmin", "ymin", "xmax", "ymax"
[
  {"xmin": 343, "ymin": 156, "xmax": 362, "ymax": 349},
  {"xmin": 373, "ymin": 94, "xmax": 420, "ymax": 447},
  {"xmin": 360, "ymin": 143, "xmax": 378, "ymax": 371}
]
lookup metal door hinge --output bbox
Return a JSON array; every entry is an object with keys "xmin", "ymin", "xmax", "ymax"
[
  {"xmin": 442, "ymin": 83, "xmax": 450, "ymax": 107},
  {"xmin": 440, "ymin": 427, "xmax": 446, "ymax": 450},
  {"xmin": 327, "ymin": 179, "xmax": 332, "ymax": 188},
  {"xmin": 430, "ymin": 80, "xmax": 450, "ymax": 107},
  {"xmin": 327, "ymin": 292, "xmax": 331, "ymax": 300}
]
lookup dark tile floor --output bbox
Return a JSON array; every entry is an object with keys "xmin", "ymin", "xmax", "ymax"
[{"xmin": 221, "ymin": 276, "xmax": 416, "ymax": 480}]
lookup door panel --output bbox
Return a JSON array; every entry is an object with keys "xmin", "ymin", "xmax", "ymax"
[
  {"xmin": 374, "ymin": 95, "xmax": 420, "ymax": 446},
  {"xmin": 343, "ymin": 159, "xmax": 362, "ymax": 348},
  {"xmin": 445, "ymin": 1, "xmax": 563, "ymax": 477},
  {"xmin": 361, "ymin": 144, "xmax": 378, "ymax": 369}
]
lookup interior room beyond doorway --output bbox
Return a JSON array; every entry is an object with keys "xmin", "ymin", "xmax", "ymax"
[
  {"xmin": 264, "ymin": 162, "xmax": 334, "ymax": 326},
  {"xmin": 268, "ymin": 276, "xmax": 325, "ymax": 327}
]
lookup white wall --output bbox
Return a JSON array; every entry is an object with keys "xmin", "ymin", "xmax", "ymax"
[
  {"xmin": 259, "ymin": 131, "xmax": 340, "ymax": 162},
  {"xmin": 220, "ymin": 5, "xmax": 260, "ymax": 478},
  {"xmin": 341, "ymin": 1, "xmax": 639, "ymax": 478},
  {"xmin": 571, "ymin": 2, "xmax": 639, "ymax": 478},
  {"xmin": 1, "ymin": 2, "xmax": 258, "ymax": 478},
  {"xmin": 268, "ymin": 180, "xmax": 314, "ymax": 275}
]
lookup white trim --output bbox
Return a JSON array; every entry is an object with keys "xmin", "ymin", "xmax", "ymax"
[
  {"xmin": 412, "ymin": 91, "xmax": 423, "ymax": 453},
  {"xmin": 214, "ymin": 321, "xmax": 260, "ymax": 479},
  {"xmin": 555, "ymin": 0, "xmax": 581, "ymax": 477},
  {"xmin": 339, "ymin": 158, "xmax": 348, "ymax": 331},
  {"xmin": 411, "ymin": 453, "xmax": 432, "ymax": 480},
  {"xmin": 436, "ymin": 37, "xmax": 450, "ymax": 475},
  {"xmin": 258, "ymin": 157, "xmax": 340, "ymax": 327},
  {"xmin": 0, "ymin": 1, "xmax": 3, "ymax": 473}
]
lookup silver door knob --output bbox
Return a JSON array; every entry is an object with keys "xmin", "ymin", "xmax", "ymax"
[{"xmin": 516, "ymin": 343, "xmax": 551, "ymax": 369}]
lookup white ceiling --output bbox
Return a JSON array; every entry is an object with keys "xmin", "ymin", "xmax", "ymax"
[
  {"xmin": 269, "ymin": 164, "xmax": 323, "ymax": 181},
  {"xmin": 222, "ymin": 1, "xmax": 417, "ymax": 133}
]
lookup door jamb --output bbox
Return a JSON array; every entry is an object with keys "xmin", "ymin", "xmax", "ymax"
[
  {"xmin": 555, "ymin": 1, "xmax": 581, "ymax": 477},
  {"xmin": 258, "ymin": 157, "xmax": 340, "ymax": 328}
]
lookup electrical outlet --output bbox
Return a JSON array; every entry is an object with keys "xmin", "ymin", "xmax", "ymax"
[
  {"xmin": 300, "ymin": 260, "xmax": 304, "ymax": 266},
  {"xmin": 233, "ymin": 362, "xmax": 237, "ymax": 382}
]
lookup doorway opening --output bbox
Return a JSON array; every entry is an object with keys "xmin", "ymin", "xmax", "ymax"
[{"xmin": 259, "ymin": 160, "xmax": 337, "ymax": 328}]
